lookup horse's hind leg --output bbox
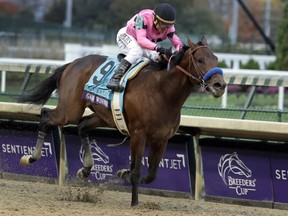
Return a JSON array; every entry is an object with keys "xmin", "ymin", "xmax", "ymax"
[
  {"xmin": 76, "ymin": 113, "xmax": 108, "ymax": 180},
  {"xmin": 20, "ymin": 107, "xmax": 55, "ymax": 165},
  {"xmin": 140, "ymin": 140, "xmax": 168, "ymax": 184},
  {"xmin": 20, "ymin": 103, "xmax": 84, "ymax": 165}
]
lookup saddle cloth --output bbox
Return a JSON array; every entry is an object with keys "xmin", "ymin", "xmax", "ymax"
[{"xmin": 81, "ymin": 56, "xmax": 149, "ymax": 135}]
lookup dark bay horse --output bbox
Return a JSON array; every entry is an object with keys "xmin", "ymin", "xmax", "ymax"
[{"xmin": 19, "ymin": 36, "xmax": 226, "ymax": 206}]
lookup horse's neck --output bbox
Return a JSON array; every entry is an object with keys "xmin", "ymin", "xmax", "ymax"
[{"xmin": 160, "ymin": 68, "xmax": 193, "ymax": 108}]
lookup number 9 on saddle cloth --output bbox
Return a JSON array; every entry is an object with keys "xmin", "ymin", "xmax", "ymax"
[{"xmin": 82, "ymin": 55, "xmax": 150, "ymax": 136}]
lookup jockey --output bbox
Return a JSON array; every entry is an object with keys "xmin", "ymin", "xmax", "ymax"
[{"xmin": 106, "ymin": 3, "xmax": 184, "ymax": 92}]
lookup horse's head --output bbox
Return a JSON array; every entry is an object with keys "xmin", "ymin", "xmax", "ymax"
[{"xmin": 173, "ymin": 36, "xmax": 226, "ymax": 98}]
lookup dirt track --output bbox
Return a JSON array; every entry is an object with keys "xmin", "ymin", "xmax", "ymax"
[{"xmin": 0, "ymin": 178, "xmax": 287, "ymax": 216}]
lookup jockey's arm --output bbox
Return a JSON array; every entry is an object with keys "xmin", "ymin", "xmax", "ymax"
[
  {"xmin": 135, "ymin": 29, "xmax": 158, "ymax": 51},
  {"xmin": 168, "ymin": 32, "xmax": 183, "ymax": 51}
]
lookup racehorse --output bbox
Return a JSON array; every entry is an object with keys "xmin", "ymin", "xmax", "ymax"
[{"xmin": 18, "ymin": 36, "xmax": 226, "ymax": 206}]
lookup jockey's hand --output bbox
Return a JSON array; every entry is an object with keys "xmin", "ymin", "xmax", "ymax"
[
  {"xmin": 172, "ymin": 50, "xmax": 179, "ymax": 56},
  {"xmin": 156, "ymin": 46, "xmax": 172, "ymax": 57}
]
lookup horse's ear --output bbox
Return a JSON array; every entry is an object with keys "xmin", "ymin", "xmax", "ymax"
[
  {"xmin": 201, "ymin": 36, "xmax": 208, "ymax": 46},
  {"xmin": 187, "ymin": 38, "xmax": 196, "ymax": 49}
]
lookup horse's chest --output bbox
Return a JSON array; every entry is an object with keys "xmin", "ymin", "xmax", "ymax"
[{"xmin": 147, "ymin": 117, "xmax": 180, "ymax": 140}]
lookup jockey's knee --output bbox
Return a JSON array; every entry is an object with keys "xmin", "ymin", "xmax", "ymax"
[{"xmin": 125, "ymin": 49, "xmax": 143, "ymax": 64}]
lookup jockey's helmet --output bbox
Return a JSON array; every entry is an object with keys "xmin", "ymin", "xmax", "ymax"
[{"xmin": 154, "ymin": 3, "xmax": 176, "ymax": 26}]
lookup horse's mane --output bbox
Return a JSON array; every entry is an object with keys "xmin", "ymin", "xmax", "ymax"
[
  {"xmin": 148, "ymin": 44, "xmax": 189, "ymax": 71},
  {"xmin": 171, "ymin": 40, "xmax": 206, "ymax": 65},
  {"xmin": 148, "ymin": 40, "xmax": 205, "ymax": 71},
  {"xmin": 170, "ymin": 44, "xmax": 189, "ymax": 66}
]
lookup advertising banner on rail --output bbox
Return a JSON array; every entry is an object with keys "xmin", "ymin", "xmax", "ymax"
[
  {"xmin": 200, "ymin": 139, "xmax": 273, "ymax": 202},
  {"xmin": 65, "ymin": 132, "xmax": 193, "ymax": 193},
  {"xmin": 270, "ymin": 152, "xmax": 288, "ymax": 203},
  {"xmin": 0, "ymin": 125, "xmax": 58, "ymax": 179}
]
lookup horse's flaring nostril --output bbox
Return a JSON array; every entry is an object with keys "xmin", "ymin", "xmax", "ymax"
[
  {"xmin": 213, "ymin": 82, "xmax": 226, "ymax": 90},
  {"xmin": 213, "ymin": 82, "xmax": 222, "ymax": 89}
]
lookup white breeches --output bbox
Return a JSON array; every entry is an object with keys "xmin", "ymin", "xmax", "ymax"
[{"xmin": 116, "ymin": 27, "xmax": 160, "ymax": 64}]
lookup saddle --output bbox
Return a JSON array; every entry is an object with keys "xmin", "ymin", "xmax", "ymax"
[{"xmin": 82, "ymin": 55, "xmax": 149, "ymax": 135}]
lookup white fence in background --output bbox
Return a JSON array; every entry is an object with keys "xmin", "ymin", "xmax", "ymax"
[
  {"xmin": 64, "ymin": 43, "xmax": 276, "ymax": 70},
  {"xmin": 64, "ymin": 43, "xmax": 121, "ymax": 61},
  {"xmin": 216, "ymin": 53, "xmax": 275, "ymax": 70},
  {"xmin": 0, "ymin": 45, "xmax": 287, "ymax": 110}
]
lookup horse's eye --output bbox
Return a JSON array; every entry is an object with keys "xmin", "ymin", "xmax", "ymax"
[{"xmin": 197, "ymin": 58, "xmax": 204, "ymax": 64}]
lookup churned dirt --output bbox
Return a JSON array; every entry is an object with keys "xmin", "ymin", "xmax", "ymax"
[{"xmin": 0, "ymin": 178, "xmax": 287, "ymax": 216}]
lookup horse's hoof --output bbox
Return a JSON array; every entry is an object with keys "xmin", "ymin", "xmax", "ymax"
[
  {"xmin": 131, "ymin": 201, "xmax": 139, "ymax": 207},
  {"xmin": 77, "ymin": 168, "xmax": 85, "ymax": 180},
  {"xmin": 117, "ymin": 169, "xmax": 130, "ymax": 179},
  {"xmin": 77, "ymin": 168, "xmax": 90, "ymax": 181},
  {"xmin": 19, "ymin": 155, "xmax": 33, "ymax": 166}
]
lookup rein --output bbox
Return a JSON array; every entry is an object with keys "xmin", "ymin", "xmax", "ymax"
[
  {"xmin": 174, "ymin": 45, "xmax": 212, "ymax": 88},
  {"xmin": 175, "ymin": 65, "xmax": 201, "ymax": 83}
]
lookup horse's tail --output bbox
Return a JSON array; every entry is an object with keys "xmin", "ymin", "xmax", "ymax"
[{"xmin": 18, "ymin": 63, "xmax": 70, "ymax": 105}]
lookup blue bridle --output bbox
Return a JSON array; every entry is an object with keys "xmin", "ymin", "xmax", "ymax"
[
  {"xmin": 203, "ymin": 67, "xmax": 223, "ymax": 81},
  {"xmin": 174, "ymin": 46, "xmax": 224, "ymax": 88}
]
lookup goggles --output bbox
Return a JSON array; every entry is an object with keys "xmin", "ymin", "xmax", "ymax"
[{"xmin": 155, "ymin": 14, "xmax": 175, "ymax": 26}]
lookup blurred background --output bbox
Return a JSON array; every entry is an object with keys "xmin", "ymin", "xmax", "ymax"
[
  {"xmin": 0, "ymin": 0, "xmax": 286, "ymax": 60},
  {"xmin": 0, "ymin": 0, "xmax": 288, "ymax": 122}
]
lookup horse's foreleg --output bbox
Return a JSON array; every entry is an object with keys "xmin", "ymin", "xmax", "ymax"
[
  {"xmin": 128, "ymin": 134, "xmax": 146, "ymax": 206},
  {"xmin": 20, "ymin": 108, "xmax": 52, "ymax": 166},
  {"xmin": 77, "ymin": 114, "xmax": 107, "ymax": 180},
  {"xmin": 140, "ymin": 140, "xmax": 168, "ymax": 184},
  {"xmin": 130, "ymin": 159, "xmax": 142, "ymax": 206}
]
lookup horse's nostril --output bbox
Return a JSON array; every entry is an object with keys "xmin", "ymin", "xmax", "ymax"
[
  {"xmin": 213, "ymin": 82, "xmax": 226, "ymax": 89},
  {"xmin": 213, "ymin": 82, "xmax": 222, "ymax": 89}
]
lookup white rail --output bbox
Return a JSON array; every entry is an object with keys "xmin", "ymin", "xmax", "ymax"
[
  {"xmin": 63, "ymin": 43, "xmax": 276, "ymax": 70},
  {"xmin": 0, "ymin": 57, "xmax": 287, "ymax": 109}
]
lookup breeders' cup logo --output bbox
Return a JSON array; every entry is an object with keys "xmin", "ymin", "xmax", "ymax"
[
  {"xmin": 218, "ymin": 152, "xmax": 256, "ymax": 195},
  {"xmin": 79, "ymin": 140, "xmax": 113, "ymax": 181}
]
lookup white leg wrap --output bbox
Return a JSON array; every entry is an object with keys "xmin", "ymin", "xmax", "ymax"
[{"xmin": 31, "ymin": 131, "xmax": 46, "ymax": 160}]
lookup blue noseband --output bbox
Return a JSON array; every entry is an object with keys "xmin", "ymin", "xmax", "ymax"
[{"xmin": 203, "ymin": 67, "xmax": 223, "ymax": 81}]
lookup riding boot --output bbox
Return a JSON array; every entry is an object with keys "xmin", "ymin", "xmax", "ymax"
[{"xmin": 106, "ymin": 59, "xmax": 132, "ymax": 92}]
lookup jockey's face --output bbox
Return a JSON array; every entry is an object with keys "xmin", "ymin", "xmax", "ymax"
[{"xmin": 154, "ymin": 20, "xmax": 173, "ymax": 33}]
